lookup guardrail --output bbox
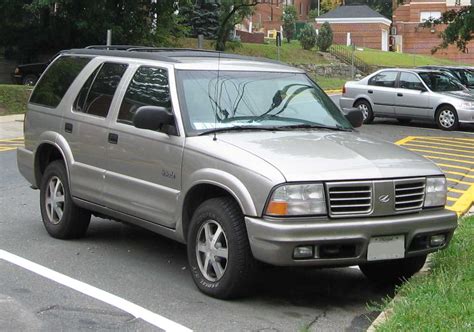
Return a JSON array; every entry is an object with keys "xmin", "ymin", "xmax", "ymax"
[{"xmin": 329, "ymin": 45, "xmax": 373, "ymax": 76}]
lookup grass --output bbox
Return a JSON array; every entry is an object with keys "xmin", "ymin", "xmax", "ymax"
[
  {"xmin": 0, "ymin": 84, "xmax": 30, "ymax": 115},
  {"xmin": 176, "ymin": 38, "xmax": 329, "ymax": 65},
  {"xmin": 311, "ymin": 75, "xmax": 346, "ymax": 91},
  {"xmin": 376, "ymin": 216, "xmax": 474, "ymax": 331},
  {"xmin": 345, "ymin": 46, "xmax": 461, "ymax": 67}
]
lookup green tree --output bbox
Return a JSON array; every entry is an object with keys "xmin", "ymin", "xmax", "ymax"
[
  {"xmin": 308, "ymin": 8, "xmax": 319, "ymax": 20},
  {"xmin": 316, "ymin": 21, "xmax": 333, "ymax": 52},
  {"xmin": 0, "ymin": 0, "xmax": 189, "ymax": 61},
  {"xmin": 299, "ymin": 24, "xmax": 317, "ymax": 50},
  {"xmin": 423, "ymin": 6, "xmax": 474, "ymax": 54},
  {"xmin": 215, "ymin": 0, "xmax": 258, "ymax": 51},
  {"xmin": 181, "ymin": 1, "xmax": 220, "ymax": 39},
  {"xmin": 282, "ymin": 5, "xmax": 297, "ymax": 43},
  {"xmin": 320, "ymin": 0, "xmax": 342, "ymax": 14}
]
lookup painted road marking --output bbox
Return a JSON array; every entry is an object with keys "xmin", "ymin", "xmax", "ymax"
[
  {"xmin": 396, "ymin": 136, "xmax": 474, "ymax": 216},
  {"xmin": 0, "ymin": 249, "xmax": 192, "ymax": 332},
  {"xmin": 0, "ymin": 137, "xmax": 24, "ymax": 152}
]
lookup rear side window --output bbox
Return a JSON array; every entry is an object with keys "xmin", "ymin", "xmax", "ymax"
[
  {"xmin": 118, "ymin": 66, "xmax": 171, "ymax": 125},
  {"xmin": 30, "ymin": 56, "xmax": 91, "ymax": 108},
  {"xmin": 368, "ymin": 71, "xmax": 398, "ymax": 88},
  {"xmin": 74, "ymin": 62, "xmax": 128, "ymax": 118}
]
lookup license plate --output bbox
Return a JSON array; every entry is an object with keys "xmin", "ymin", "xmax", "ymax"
[{"xmin": 367, "ymin": 235, "xmax": 405, "ymax": 261}]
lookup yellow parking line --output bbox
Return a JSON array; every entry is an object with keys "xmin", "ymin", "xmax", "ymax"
[
  {"xmin": 0, "ymin": 137, "xmax": 24, "ymax": 142},
  {"xmin": 448, "ymin": 184, "xmax": 474, "ymax": 216},
  {"xmin": 0, "ymin": 147, "xmax": 16, "ymax": 152},
  {"xmin": 413, "ymin": 139, "xmax": 474, "ymax": 150},
  {"xmin": 443, "ymin": 170, "xmax": 474, "ymax": 179},
  {"xmin": 423, "ymin": 155, "xmax": 474, "ymax": 164},
  {"xmin": 447, "ymin": 197, "xmax": 457, "ymax": 202},
  {"xmin": 404, "ymin": 142, "xmax": 474, "ymax": 154},
  {"xmin": 436, "ymin": 163, "xmax": 473, "ymax": 172},
  {"xmin": 394, "ymin": 136, "xmax": 416, "ymax": 145},
  {"xmin": 408, "ymin": 148, "xmax": 474, "ymax": 160},
  {"xmin": 412, "ymin": 136, "xmax": 474, "ymax": 147},
  {"xmin": 448, "ymin": 187, "xmax": 466, "ymax": 194},
  {"xmin": 447, "ymin": 177, "xmax": 474, "ymax": 186}
]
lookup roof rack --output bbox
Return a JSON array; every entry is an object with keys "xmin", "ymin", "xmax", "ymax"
[{"xmin": 85, "ymin": 45, "xmax": 149, "ymax": 51}]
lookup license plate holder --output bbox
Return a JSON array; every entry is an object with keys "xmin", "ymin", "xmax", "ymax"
[{"xmin": 367, "ymin": 235, "xmax": 405, "ymax": 261}]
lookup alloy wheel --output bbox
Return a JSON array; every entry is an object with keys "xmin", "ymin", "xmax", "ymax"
[
  {"xmin": 45, "ymin": 176, "xmax": 65, "ymax": 224},
  {"xmin": 439, "ymin": 109, "xmax": 455, "ymax": 129},
  {"xmin": 196, "ymin": 220, "xmax": 228, "ymax": 282},
  {"xmin": 358, "ymin": 104, "xmax": 369, "ymax": 120}
]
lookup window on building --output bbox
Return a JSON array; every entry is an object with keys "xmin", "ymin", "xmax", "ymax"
[{"xmin": 420, "ymin": 11, "xmax": 442, "ymax": 22}]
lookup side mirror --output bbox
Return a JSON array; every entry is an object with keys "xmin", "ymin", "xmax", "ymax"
[
  {"xmin": 133, "ymin": 106, "xmax": 174, "ymax": 132},
  {"xmin": 343, "ymin": 108, "xmax": 364, "ymax": 128}
]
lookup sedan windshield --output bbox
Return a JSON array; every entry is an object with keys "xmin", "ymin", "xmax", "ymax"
[
  {"xmin": 419, "ymin": 72, "xmax": 465, "ymax": 92},
  {"xmin": 176, "ymin": 70, "xmax": 352, "ymax": 136}
]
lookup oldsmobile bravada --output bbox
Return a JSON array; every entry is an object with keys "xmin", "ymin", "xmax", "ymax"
[{"xmin": 17, "ymin": 47, "xmax": 458, "ymax": 299}]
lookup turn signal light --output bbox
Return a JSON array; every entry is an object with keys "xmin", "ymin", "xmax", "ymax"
[{"xmin": 266, "ymin": 201, "xmax": 288, "ymax": 216}]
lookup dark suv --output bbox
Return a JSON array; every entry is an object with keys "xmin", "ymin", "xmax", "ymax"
[
  {"xmin": 11, "ymin": 53, "xmax": 60, "ymax": 86},
  {"xmin": 418, "ymin": 65, "xmax": 474, "ymax": 93}
]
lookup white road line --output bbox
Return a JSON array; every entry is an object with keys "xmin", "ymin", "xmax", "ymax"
[{"xmin": 0, "ymin": 249, "xmax": 192, "ymax": 332}]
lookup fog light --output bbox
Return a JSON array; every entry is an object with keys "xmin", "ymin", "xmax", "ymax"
[
  {"xmin": 430, "ymin": 234, "xmax": 446, "ymax": 247},
  {"xmin": 293, "ymin": 246, "xmax": 314, "ymax": 259}
]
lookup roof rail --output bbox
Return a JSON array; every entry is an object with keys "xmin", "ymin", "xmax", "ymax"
[
  {"xmin": 128, "ymin": 47, "xmax": 220, "ymax": 53},
  {"xmin": 85, "ymin": 45, "xmax": 149, "ymax": 51}
]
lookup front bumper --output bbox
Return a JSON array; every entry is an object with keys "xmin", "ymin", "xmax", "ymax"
[
  {"xmin": 456, "ymin": 107, "xmax": 474, "ymax": 123},
  {"xmin": 245, "ymin": 208, "xmax": 457, "ymax": 266}
]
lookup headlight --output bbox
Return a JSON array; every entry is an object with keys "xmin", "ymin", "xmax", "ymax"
[
  {"xmin": 14, "ymin": 67, "xmax": 20, "ymax": 74},
  {"xmin": 265, "ymin": 183, "xmax": 327, "ymax": 216},
  {"xmin": 460, "ymin": 101, "xmax": 474, "ymax": 109},
  {"xmin": 424, "ymin": 177, "xmax": 447, "ymax": 207}
]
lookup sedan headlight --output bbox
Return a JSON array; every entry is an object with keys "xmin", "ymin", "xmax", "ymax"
[
  {"xmin": 460, "ymin": 101, "xmax": 474, "ymax": 109},
  {"xmin": 265, "ymin": 184, "xmax": 327, "ymax": 216},
  {"xmin": 14, "ymin": 67, "xmax": 20, "ymax": 74},
  {"xmin": 424, "ymin": 177, "xmax": 447, "ymax": 207}
]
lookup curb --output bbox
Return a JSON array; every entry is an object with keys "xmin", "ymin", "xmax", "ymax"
[
  {"xmin": 324, "ymin": 89, "xmax": 342, "ymax": 95},
  {"xmin": 0, "ymin": 114, "xmax": 24, "ymax": 123}
]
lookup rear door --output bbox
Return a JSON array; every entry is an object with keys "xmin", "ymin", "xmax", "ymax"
[
  {"xmin": 63, "ymin": 60, "xmax": 128, "ymax": 204},
  {"xmin": 103, "ymin": 64, "xmax": 184, "ymax": 228},
  {"xmin": 395, "ymin": 72, "xmax": 431, "ymax": 118},
  {"xmin": 367, "ymin": 71, "xmax": 398, "ymax": 116}
]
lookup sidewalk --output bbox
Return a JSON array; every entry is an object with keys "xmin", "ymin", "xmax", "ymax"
[{"xmin": 0, "ymin": 114, "xmax": 24, "ymax": 139}]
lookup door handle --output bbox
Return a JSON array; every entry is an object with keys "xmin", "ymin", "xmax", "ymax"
[
  {"xmin": 397, "ymin": 93, "xmax": 403, "ymax": 97},
  {"xmin": 368, "ymin": 90, "xmax": 373, "ymax": 94},
  {"xmin": 108, "ymin": 133, "xmax": 118, "ymax": 144},
  {"xmin": 64, "ymin": 122, "xmax": 73, "ymax": 133}
]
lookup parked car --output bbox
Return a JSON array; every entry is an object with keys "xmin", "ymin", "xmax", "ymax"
[
  {"xmin": 17, "ymin": 48, "xmax": 457, "ymax": 299},
  {"xmin": 417, "ymin": 65, "xmax": 474, "ymax": 93},
  {"xmin": 11, "ymin": 53, "xmax": 60, "ymax": 86},
  {"xmin": 340, "ymin": 68, "xmax": 474, "ymax": 130}
]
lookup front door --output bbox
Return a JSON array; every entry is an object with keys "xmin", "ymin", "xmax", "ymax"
[
  {"xmin": 104, "ymin": 65, "xmax": 184, "ymax": 228},
  {"xmin": 395, "ymin": 72, "xmax": 431, "ymax": 118}
]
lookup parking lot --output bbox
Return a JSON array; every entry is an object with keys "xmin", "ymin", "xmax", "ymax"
[{"xmin": 1, "ymin": 112, "xmax": 474, "ymax": 331}]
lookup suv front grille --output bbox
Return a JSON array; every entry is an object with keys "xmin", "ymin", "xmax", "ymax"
[
  {"xmin": 394, "ymin": 180, "xmax": 425, "ymax": 211},
  {"xmin": 327, "ymin": 183, "xmax": 373, "ymax": 216}
]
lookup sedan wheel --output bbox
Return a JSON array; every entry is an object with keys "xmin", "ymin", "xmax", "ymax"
[
  {"xmin": 436, "ymin": 107, "xmax": 459, "ymax": 131},
  {"xmin": 354, "ymin": 100, "xmax": 374, "ymax": 124}
]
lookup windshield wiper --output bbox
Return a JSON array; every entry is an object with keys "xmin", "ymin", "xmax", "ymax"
[
  {"xmin": 275, "ymin": 123, "xmax": 352, "ymax": 132},
  {"xmin": 198, "ymin": 126, "xmax": 280, "ymax": 136}
]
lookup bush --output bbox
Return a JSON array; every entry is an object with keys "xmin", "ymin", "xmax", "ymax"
[
  {"xmin": 282, "ymin": 5, "xmax": 297, "ymax": 43},
  {"xmin": 316, "ymin": 22, "xmax": 333, "ymax": 52},
  {"xmin": 299, "ymin": 24, "xmax": 317, "ymax": 50}
]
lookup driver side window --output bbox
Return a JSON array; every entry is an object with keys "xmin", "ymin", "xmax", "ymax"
[{"xmin": 399, "ymin": 73, "xmax": 425, "ymax": 91}]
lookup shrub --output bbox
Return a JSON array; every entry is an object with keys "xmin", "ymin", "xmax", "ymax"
[
  {"xmin": 282, "ymin": 5, "xmax": 297, "ymax": 43},
  {"xmin": 299, "ymin": 24, "xmax": 317, "ymax": 50},
  {"xmin": 316, "ymin": 21, "xmax": 333, "ymax": 52}
]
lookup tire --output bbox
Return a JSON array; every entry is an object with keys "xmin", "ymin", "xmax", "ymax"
[
  {"xmin": 397, "ymin": 118, "xmax": 411, "ymax": 125},
  {"xmin": 359, "ymin": 254, "xmax": 427, "ymax": 284},
  {"xmin": 39, "ymin": 160, "xmax": 91, "ymax": 239},
  {"xmin": 436, "ymin": 106, "xmax": 459, "ymax": 131},
  {"xmin": 187, "ymin": 197, "xmax": 256, "ymax": 299},
  {"xmin": 354, "ymin": 100, "xmax": 374, "ymax": 124},
  {"xmin": 22, "ymin": 74, "xmax": 38, "ymax": 86}
]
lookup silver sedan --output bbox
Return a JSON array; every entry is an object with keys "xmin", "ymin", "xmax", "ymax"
[{"xmin": 340, "ymin": 68, "xmax": 474, "ymax": 130}]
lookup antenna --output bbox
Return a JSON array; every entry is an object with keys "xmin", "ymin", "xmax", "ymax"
[{"xmin": 213, "ymin": 51, "xmax": 222, "ymax": 141}]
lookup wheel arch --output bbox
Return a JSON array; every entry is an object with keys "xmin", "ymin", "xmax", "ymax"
[{"xmin": 434, "ymin": 103, "xmax": 456, "ymax": 120}]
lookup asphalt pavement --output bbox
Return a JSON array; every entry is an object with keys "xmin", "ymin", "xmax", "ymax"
[{"xmin": 2, "ymin": 100, "xmax": 474, "ymax": 331}]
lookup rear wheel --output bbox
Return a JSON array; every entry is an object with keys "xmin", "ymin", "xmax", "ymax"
[
  {"xmin": 359, "ymin": 255, "xmax": 427, "ymax": 284},
  {"xmin": 40, "ymin": 160, "xmax": 91, "ymax": 239},
  {"xmin": 354, "ymin": 100, "xmax": 374, "ymax": 124},
  {"xmin": 187, "ymin": 197, "xmax": 256, "ymax": 299},
  {"xmin": 22, "ymin": 74, "xmax": 38, "ymax": 86},
  {"xmin": 436, "ymin": 106, "xmax": 459, "ymax": 131}
]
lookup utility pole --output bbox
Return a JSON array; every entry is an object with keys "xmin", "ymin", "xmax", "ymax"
[
  {"xmin": 318, "ymin": 0, "xmax": 320, "ymax": 16},
  {"xmin": 106, "ymin": 29, "xmax": 112, "ymax": 46}
]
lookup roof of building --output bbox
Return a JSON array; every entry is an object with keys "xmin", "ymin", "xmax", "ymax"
[{"xmin": 316, "ymin": 5, "xmax": 391, "ymax": 25}]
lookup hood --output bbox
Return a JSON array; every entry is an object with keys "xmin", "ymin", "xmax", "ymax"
[
  {"xmin": 439, "ymin": 90, "xmax": 474, "ymax": 100},
  {"xmin": 217, "ymin": 131, "xmax": 441, "ymax": 182}
]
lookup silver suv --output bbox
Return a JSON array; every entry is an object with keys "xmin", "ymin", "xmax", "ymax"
[
  {"xmin": 340, "ymin": 68, "xmax": 474, "ymax": 130},
  {"xmin": 17, "ymin": 48, "xmax": 457, "ymax": 299}
]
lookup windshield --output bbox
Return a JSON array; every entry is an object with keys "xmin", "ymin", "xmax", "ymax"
[
  {"xmin": 455, "ymin": 69, "xmax": 474, "ymax": 87},
  {"xmin": 419, "ymin": 72, "xmax": 465, "ymax": 92},
  {"xmin": 176, "ymin": 70, "xmax": 352, "ymax": 136}
]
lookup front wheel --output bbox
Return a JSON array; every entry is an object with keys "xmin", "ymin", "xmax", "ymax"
[
  {"xmin": 359, "ymin": 255, "xmax": 427, "ymax": 284},
  {"xmin": 436, "ymin": 106, "xmax": 459, "ymax": 131},
  {"xmin": 187, "ymin": 197, "xmax": 256, "ymax": 299},
  {"xmin": 354, "ymin": 100, "xmax": 374, "ymax": 124},
  {"xmin": 40, "ymin": 160, "xmax": 91, "ymax": 239}
]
